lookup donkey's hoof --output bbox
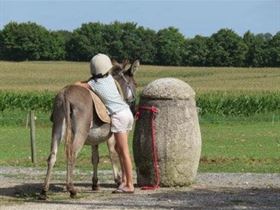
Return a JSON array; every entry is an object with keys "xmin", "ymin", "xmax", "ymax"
[
  {"xmin": 70, "ymin": 190, "xmax": 77, "ymax": 198},
  {"xmin": 92, "ymin": 184, "xmax": 100, "ymax": 191},
  {"xmin": 38, "ymin": 194, "xmax": 48, "ymax": 200},
  {"xmin": 115, "ymin": 178, "xmax": 122, "ymax": 187},
  {"xmin": 67, "ymin": 185, "xmax": 77, "ymax": 198},
  {"xmin": 38, "ymin": 190, "xmax": 48, "ymax": 200}
]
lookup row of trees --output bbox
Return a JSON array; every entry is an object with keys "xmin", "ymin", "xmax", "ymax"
[{"xmin": 0, "ymin": 21, "xmax": 279, "ymax": 67}]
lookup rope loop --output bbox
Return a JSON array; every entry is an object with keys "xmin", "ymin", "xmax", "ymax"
[{"xmin": 135, "ymin": 105, "xmax": 158, "ymax": 120}]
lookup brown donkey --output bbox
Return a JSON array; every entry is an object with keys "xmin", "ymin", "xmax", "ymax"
[{"xmin": 40, "ymin": 60, "xmax": 139, "ymax": 199}]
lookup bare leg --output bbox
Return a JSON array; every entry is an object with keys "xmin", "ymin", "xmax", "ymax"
[
  {"xmin": 114, "ymin": 145, "xmax": 126, "ymax": 188},
  {"xmin": 114, "ymin": 132, "xmax": 134, "ymax": 192},
  {"xmin": 107, "ymin": 136, "xmax": 122, "ymax": 186}
]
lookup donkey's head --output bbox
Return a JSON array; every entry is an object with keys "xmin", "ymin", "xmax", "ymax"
[{"xmin": 110, "ymin": 59, "xmax": 140, "ymax": 115}]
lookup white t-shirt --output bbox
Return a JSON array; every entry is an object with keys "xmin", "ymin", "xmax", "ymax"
[{"xmin": 88, "ymin": 75, "xmax": 129, "ymax": 115}]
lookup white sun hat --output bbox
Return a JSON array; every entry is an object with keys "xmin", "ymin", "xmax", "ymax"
[{"xmin": 90, "ymin": 53, "xmax": 113, "ymax": 76}]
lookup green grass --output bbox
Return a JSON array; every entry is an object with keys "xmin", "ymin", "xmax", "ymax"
[
  {"xmin": 0, "ymin": 61, "xmax": 280, "ymax": 173},
  {"xmin": 200, "ymin": 119, "xmax": 280, "ymax": 172},
  {"xmin": 0, "ymin": 111, "xmax": 279, "ymax": 173},
  {"xmin": 0, "ymin": 124, "xmax": 113, "ymax": 170},
  {"xmin": 0, "ymin": 125, "xmax": 114, "ymax": 170}
]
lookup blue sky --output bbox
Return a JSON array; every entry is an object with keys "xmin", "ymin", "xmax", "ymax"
[{"xmin": 0, "ymin": 0, "xmax": 279, "ymax": 37}]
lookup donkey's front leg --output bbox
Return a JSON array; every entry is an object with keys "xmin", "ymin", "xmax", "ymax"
[{"xmin": 91, "ymin": 144, "xmax": 100, "ymax": 190}]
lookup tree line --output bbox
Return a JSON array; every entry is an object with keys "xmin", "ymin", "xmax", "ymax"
[{"xmin": 0, "ymin": 21, "xmax": 279, "ymax": 67}]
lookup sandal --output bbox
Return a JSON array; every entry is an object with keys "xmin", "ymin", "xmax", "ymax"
[{"xmin": 112, "ymin": 188, "xmax": 134, "ymax": 194}]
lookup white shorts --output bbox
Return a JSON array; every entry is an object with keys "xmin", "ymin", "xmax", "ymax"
[{"xmin": 111, "ymin": 108, "xmax": 134, "ymax": 133}]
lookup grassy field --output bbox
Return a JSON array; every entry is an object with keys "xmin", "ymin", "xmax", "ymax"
[
  {"xmin": 0, "ymin": 112, "xmax": 279, "ymax": 173},
  {"xmin": 0, "ymin": 61, "xmax": 280, "ymax": 173},
  {"xmin": 1, "ymin": 61, "xmax": 280, "ymax": 93}
]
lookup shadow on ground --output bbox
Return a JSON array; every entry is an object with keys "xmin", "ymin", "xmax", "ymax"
[{"xmin": 1, "ymin": 182, "xmax": 280, "ymax": 209}]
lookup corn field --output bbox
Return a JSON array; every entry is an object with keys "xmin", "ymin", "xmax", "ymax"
[{"xmin": 1, "ymin": 91, "xmax": 280, "ymax": 116}]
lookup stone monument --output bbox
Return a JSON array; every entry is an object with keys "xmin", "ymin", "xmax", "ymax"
[{"xmin": 133, "ymin": 78, "xmax": 202, "ymax": 187}]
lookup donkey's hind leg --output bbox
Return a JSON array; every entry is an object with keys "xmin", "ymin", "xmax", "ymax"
[
  {"xmin": 40, "ymin": 120, "xmax": 65, "ymax": 200},
  {"xmin": 91, "ymin": 144, "xmax": 100, "ymax": 190},
  {"xmin": 66, "ymin": 132, "xmax": 86, "ymax": 198}
]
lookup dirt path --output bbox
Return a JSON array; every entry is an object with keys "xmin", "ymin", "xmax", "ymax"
[{"xmin": 0, "ymin": 167, "xmax": 279, "ymax": 209}]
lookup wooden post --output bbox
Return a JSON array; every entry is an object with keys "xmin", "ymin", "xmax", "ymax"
[{"xmin": 29, "ymin": 110, "xmax": 37, "ymax": 165}]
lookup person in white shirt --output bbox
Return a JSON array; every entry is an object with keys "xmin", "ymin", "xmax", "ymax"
[{"xmin": 76, "ymin": 53, "xmax": 134, "ymax": 193}]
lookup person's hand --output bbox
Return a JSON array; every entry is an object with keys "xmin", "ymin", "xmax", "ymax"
[
  {"xmin": 75, "ymin": 81, "xmax": 90, "ymax": 89},
  {"xmin": 75, "ymin": 81, "xmax": 82, "ymax": 85}
]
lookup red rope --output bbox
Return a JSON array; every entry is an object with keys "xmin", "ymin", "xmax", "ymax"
[{"xmin": 136, "ymin": 105, "xmax": 160, "ymax": 190}]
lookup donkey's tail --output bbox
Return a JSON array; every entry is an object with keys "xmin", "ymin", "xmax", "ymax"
[{"xmin": 63, "ymin": 90, "xmax": 72, "ymax": 160}]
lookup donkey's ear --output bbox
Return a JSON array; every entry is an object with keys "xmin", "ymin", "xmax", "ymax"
[
  {"xmin": 124, "ymin": 63, "xmax": 131, "ymax": 71},
  {"xmin": 110, "ymin": 59, "xmax": 123, "ymax": 75},
  {"xmin": 129, "ymin": 60, "xmax": 140, "ymax": 75},
  {"xmin": 122, "ymin": 59, "xmax": 131, "ymax": 71},
  {"xmin": 111, "ymin": 59, "xmax": 121, "ymax": 68},
  {"xmin": 110, "ymin": 65, "xmax": 122, "ymax": 75}
]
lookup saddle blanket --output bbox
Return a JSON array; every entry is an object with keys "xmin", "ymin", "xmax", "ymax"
[{"xmin": 88, "ymin": 90, "xmax": 111, "ymax": 124}]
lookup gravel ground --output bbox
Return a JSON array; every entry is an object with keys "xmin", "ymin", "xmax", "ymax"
[{"xmin": 0, "ymin": 167, "xmax": 279, "ymax": 210}]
